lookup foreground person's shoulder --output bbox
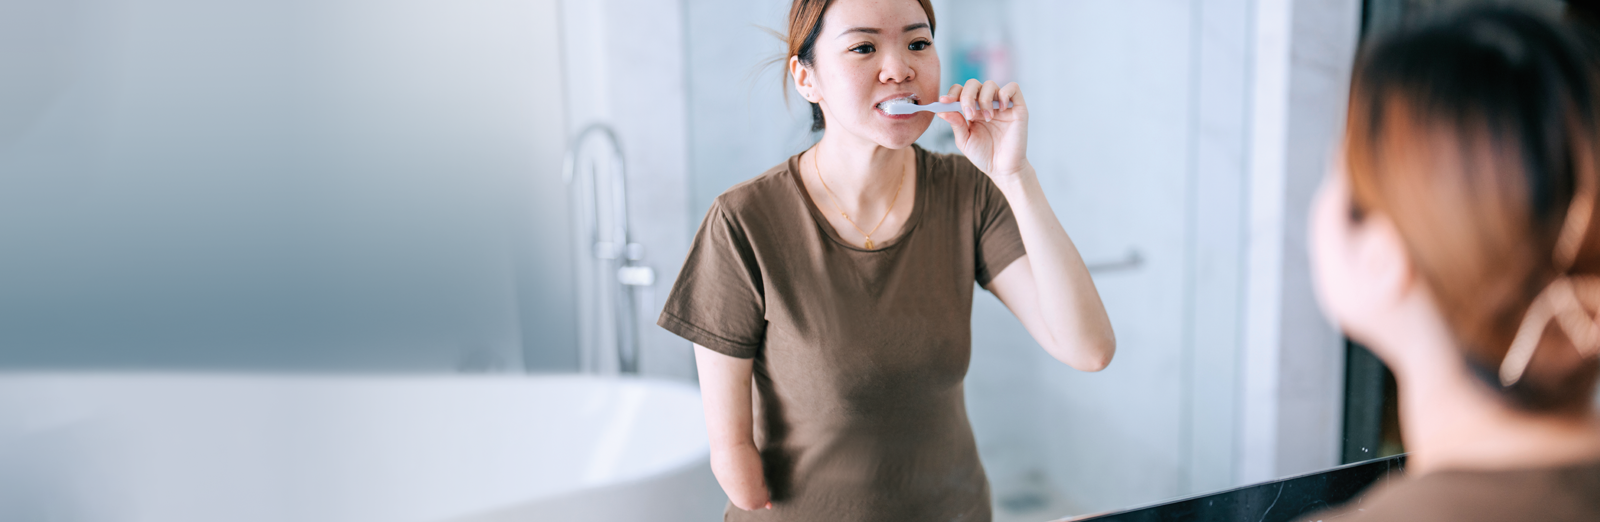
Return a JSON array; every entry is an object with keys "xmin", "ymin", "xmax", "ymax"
[{"xmin": 1304, "ymin": 464, "xmax": 1600, "ymax": 522}]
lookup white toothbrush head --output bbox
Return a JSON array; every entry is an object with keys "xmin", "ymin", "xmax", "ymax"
[{"xmin": 878, "ymin": 98, "xmax": 923, "ymax": 115}]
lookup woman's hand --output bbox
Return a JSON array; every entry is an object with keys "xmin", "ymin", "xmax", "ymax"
[
  {"xmin": 710, "ymin": 441, "xmax": 772, "ymax": 511},
  {"xmin": 937, "ymin": 79, "xmax": 1030, "ymax": 184}
]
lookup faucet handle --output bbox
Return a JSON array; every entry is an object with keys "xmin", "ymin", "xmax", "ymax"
[{"xmin": 618, "ymin": 266, "xmax": 655, "ymax": 286}]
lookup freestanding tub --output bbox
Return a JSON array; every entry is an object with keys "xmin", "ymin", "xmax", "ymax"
[{"xmin": 0, "ymin": 374, "xmax": 725, "ymax": 522}]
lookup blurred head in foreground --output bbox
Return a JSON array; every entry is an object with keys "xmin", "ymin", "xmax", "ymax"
[{"xmin": 1311, "ymin": 5, "xmax": 1600, "ymax": 456}]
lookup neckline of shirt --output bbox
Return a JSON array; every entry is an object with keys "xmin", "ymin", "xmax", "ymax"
[{"xmin": 786, "ymin": 144, "xmax": 928, "ymax": 253}]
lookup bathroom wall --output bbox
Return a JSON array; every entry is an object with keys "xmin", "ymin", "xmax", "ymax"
[
  {"xmin": 1002, "ymin": 0, "xmax": 1360, "ymax": 509},
  {"xmin": 1240, "ymin": 0, "xmax": 1363, "ymax": 484},
  {"xmin": 682, "ymin": 1, "xmax": 817, "ymax": 219},
  {"xmin": 0, "ymin": 0, "xmax": 575, "ymax": 371},
  {"xmin": 996, "ymin": 0, "xmax": 1247, "ymax": 511}
]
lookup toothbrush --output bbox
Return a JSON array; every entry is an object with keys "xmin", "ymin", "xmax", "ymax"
[{"xmin": 879, "ymin": 99, "xmax": 1014, "ymax": 116}]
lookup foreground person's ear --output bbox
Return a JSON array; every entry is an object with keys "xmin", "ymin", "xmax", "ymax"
[{"xmin": 1355, "ymin": 213, "xmax": 1416, "ymax": 314}]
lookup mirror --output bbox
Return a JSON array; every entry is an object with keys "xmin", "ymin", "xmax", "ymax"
[
  {"xmin": 675, "ymin": 2, "xmax": 1600, "ymax": 520},
  {"xmin": 672, "ymin": 0, "xmax": 1576, "ymax": 520},
  {"xmin": 0, "ymin": 0, "xmax": 1584, "ymax": 521},
  {"xmin": 677, "ymin": 0, "xmax": 1347, "ymax": 518}
]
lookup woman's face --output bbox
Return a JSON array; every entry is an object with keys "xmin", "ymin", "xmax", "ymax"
[{"xmin": 797, "ymin": 0, "xmax": 941, "ymax": 148}]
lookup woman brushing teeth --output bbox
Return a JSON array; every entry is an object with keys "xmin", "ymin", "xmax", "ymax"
[{"xmin": 657, "ymin": 0, "xmax": 1114, "ymax": 520}]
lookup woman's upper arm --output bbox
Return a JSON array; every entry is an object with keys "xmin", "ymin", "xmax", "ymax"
[
  {"xmin": 658, "ymin": 201, "xmax": 767, "ymax": 357},
  {"xmin": 984, "ymin": 255, "xmax": 1057, "ymax": 353},
  {"xmin": 988, "ymin": 255, "xmax": 1115, "ymax": 371},
  {"xmin": 694, "ymin": 344, "xmax": 756, "ymax": 450}
]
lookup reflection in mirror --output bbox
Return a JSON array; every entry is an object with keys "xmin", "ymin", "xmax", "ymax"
[{"xmin": 680, "ymin": 0, "xmax": 1355, "ymax": 519}]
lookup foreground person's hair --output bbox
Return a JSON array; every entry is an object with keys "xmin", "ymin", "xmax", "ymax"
[{"xmin": 1346, "ymin": 7, "xmax": 1600, "ymax": 412}]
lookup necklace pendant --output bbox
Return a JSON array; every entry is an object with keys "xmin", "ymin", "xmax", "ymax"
[{"xmin": 864, "ymin": 238, "xmax": 875, "ymax": 249}]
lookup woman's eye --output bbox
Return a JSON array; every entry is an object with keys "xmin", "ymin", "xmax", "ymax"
[
  {"xmin": 850, "ymin": 43, "xmax": 875, "ymax": 54},
  {"xmin": 909, "ymin": 40, "xmax": 930, "ymax": 51}
]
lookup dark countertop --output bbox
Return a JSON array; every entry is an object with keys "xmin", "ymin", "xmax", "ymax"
[{"xmin": 1059, "ymin": 455, "xmax": 1406, "ymax": 522}]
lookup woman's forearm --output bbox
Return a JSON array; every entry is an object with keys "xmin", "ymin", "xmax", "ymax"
[
  {"xmin": 994, "ymin": 164, "xmax": 1116, "ymax": 368},
  {"xmin": 693, "ymin": 344, "xmax": 772, "ymax": 511}
]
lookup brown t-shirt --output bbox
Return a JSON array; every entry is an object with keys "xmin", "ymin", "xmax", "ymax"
[
  {"xmin": 658, "ymin": 145, "xmax": 1026, "ymax": 521},
  {"xmin": 1296, "ymin": 461, "xmax": 1600, "ymax": 522}
]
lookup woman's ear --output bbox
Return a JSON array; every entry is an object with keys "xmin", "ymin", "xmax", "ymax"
[
  {"xmin": 1354, "ymin": 214, "xmax": 1417, "ymax": 311},
  {"xmin": 790, "ymin": 56, "xmax": 819, "ymax": 103}
]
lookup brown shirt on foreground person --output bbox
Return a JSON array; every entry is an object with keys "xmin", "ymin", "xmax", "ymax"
[
  {"xmin": 1296, "ymin": 460, "xmax": 1600, "ymax": 522},
  {"xmin": 658, "ymin": 145, "xmax": 1024, "ymax": 521}
]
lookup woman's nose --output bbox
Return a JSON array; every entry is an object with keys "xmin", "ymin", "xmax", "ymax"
[{"xmin": 879, "ymin": 52, "xmax": 916, "ymax": 84}]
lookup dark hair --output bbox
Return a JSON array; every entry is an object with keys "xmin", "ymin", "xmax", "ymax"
[
  {"xmin": 1570, "ymin": 0, "xmax": 1600, "ymax": 31},
  {"xmin": 783, "ymin": 0, "xmax": 936, "ymax": 132},
  {"xmin": 1345, "ymin": 6, "xmax": 1600, "ymax": 412}
]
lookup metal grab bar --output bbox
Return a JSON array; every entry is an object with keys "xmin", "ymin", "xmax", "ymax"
[{"xmin": 1086, "ymin": 249, "xmax": 1143, "ymax": 274}]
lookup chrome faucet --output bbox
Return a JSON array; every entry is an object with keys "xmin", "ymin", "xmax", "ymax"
[{"xmin": 564, "ymin": 124, "xmax": 653, "ymax": 375}]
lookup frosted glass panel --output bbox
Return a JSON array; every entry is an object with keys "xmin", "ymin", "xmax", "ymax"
[{"xmin": 0, "ymin": 0, "xmax": 575, "ymax": 371}]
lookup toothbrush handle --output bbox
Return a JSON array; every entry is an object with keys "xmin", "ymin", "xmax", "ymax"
[{"xmin": 929, "ymin": 101, "xmax": 1014, "ymax": 113}]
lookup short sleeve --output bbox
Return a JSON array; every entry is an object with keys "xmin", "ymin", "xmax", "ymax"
[
  {"xmin": 657, "ymin": 200, "xmax": 766, "ymax": 359},
  {"xmin": 974, "ymin": 175, "xmax": 1026, "ymax": 287}
]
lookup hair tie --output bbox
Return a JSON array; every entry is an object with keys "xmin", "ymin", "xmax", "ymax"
[{"xmin": 1501, "ymin": 275, "xmax": 1600, "ymax": 385}]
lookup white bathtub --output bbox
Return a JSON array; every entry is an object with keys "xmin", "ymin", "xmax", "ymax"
[{"xmin": 0, "ymin": 374, "xmax": 726, "ymax": 522}]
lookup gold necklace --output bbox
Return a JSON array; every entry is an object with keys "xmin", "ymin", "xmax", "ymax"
[{"xmin": 813, "ymin": 144, "xmax": 906, "ymax": 249}]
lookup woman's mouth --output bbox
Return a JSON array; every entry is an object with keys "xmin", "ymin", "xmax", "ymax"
[{"xmin": 875, "ymin": 94, "xmax": 919, "ymax": 119}]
